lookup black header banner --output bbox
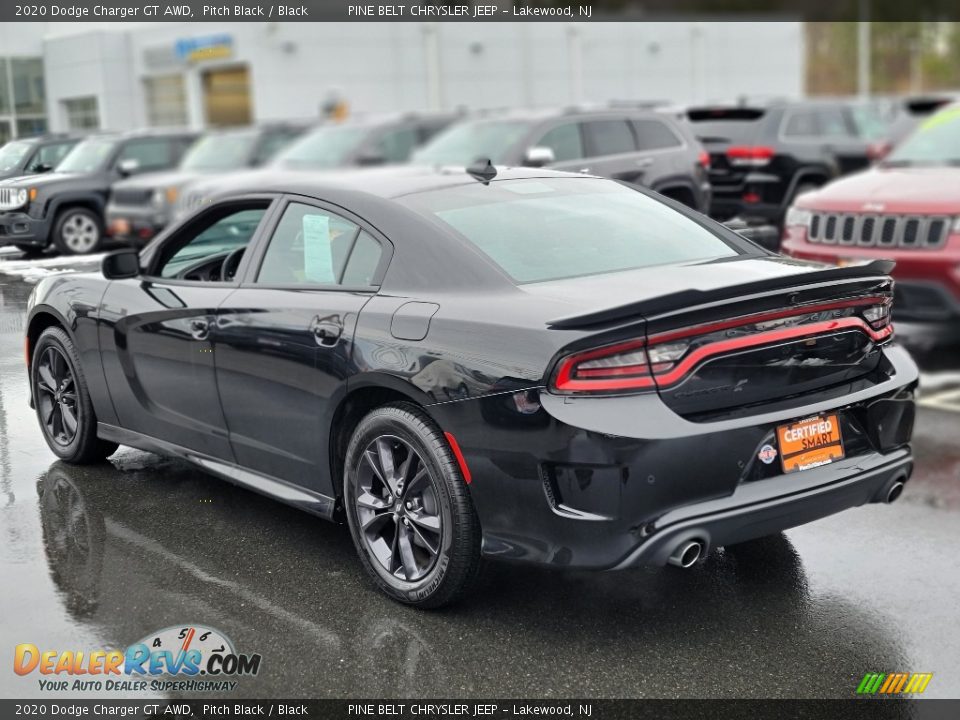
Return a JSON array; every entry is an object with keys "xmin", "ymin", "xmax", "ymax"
[
  {"xmin": 3, "ymin": 0, "xmax": 960, "ymax": 23},
  {"xmin": 2, "ymin": 699, "xmax": 960, "ymax": 720}
]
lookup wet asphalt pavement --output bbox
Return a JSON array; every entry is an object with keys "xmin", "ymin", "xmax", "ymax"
[{"xmin": 1, "ymin": 256, "xmax": 959, "ymax": 701}]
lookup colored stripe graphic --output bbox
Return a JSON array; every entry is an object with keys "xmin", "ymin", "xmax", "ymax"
[{"xmin": 857, "ymin": 672, "xmax": 932, "ymax": 695}]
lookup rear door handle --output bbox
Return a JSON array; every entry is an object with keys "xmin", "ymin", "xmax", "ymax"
[
  {"xmin": 635, "ymin": 157, "xmax": 654, "ymax": 168},
  {"xmin": 190, "ymin": 318, "xmax": 210, "ymax": 340},
  {"xmin": 311, "ymin": 315, "xmax": 343, "ymax": 347}
]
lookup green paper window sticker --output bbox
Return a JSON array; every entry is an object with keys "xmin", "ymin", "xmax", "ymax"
[{"xmin": 302, "ymin": 213, "xmax": 336, "ymax": 284}]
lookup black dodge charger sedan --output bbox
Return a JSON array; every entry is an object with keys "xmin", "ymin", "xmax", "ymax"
[{"xmin": 25, "ymin": 165, "xmax": 917, "ymax": 608}]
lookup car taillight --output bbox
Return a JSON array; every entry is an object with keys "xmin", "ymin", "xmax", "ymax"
[
  {"xmin": 867, "ymin": 141, "xmax": 892, "ymax": 162},
  {"xmin": 726, "ymin": 145, "xmax": 774, "ymax": 167},
  {"xmin": 697, "ymin": 150, "xmax": 711, "ymax": 169},
  {"xmin": 553, "ymin": 339, "xmax": 655, "ymax": 392},
  {"xmin": 863, "ymin": 301, "xmax": 892, "ymax": 330},
  {"xmin": 552, "ymin": 297, "xmax": 893, "ymax": 395}
]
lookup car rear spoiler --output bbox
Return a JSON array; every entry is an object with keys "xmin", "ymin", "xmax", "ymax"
[{"xmin": 547, "ymin": 259, "xmax": 895, "ymax": 329}]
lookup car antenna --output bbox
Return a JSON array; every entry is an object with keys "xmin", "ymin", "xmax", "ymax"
[{"xmin": 467, "ymin": 158, "xmax": 497, "ymax": 184}]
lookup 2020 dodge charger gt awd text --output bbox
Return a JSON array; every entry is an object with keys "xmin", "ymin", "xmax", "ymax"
[{"xmin": 25, "ymin": 165, "xmax": 917, "ymax": 608}]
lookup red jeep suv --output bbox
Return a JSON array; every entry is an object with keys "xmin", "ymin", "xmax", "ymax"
[{"xmin": 782, "ymin": 104, "xmax": 960, "ymax": 340}]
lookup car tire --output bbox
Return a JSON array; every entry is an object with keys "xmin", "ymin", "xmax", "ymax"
[
  {"xmin": 343, "ymin": 403, "xmax": 481, "ymax": 608},
  {"xmin": 15, "ymin": 244, "xmax": 45, "ymax": 257},
  {"xmin": 53, "ymin": 208, "xmax": 103, "ymax": 256},
  {"xmin": 31, "ymin": 327, "xmax": 119, "ymax": 464}
]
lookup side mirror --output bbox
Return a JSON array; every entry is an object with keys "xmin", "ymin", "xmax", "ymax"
[
  {"xmin": 117, "ymin": 158, "xmax": 140, "ymax": 176},
  {"xmin": 102, "ymin": 249, "xmax": 141, "ymax": 279},
  {"xmin": 523, "ymin": 146, "xmax": 556, "ymax": 168},
  {"xmin": 356, "ymin": 150, "xmax": 386, "ymax": 167},
  {"xmin": 32, "ymin": 162, "xmax": 53, "ymax": 173}
]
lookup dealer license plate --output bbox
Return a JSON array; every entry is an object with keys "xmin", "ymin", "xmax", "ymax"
[{"xmin": 776, "ymin": 413, "xmax": 845, "ymax": 474}]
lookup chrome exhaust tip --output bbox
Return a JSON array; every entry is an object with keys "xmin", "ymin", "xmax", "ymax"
[
  {"xmin": 668, "ymin": 540, "xmax": 703, "ymax": 568},
  {"xmin": 886, "ymin": 481, "xmax": 905, "ymax": 504}
]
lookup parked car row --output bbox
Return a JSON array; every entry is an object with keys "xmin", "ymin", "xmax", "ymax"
[
  {"xmin": 0, "ymin": 95, "xmax": 946, "ymax": 258},
  {"xmin": 782, "ymin": 101, "xmax": 960, "ymax": 342}
]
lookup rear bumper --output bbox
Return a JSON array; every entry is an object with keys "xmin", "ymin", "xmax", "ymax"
[
  {"xmin": 105, "ymin": 203, "xmax": 168, "ymax": 245},
  {"xmin": 0, "ymin": 211, "xmax": 50, "ymax": 247},
  {"xmin": 611, "ymin": 449, "xmax": 911, "ymax": 569},
  {"xmin": 431, "ymin": 345, "xmax": 918, "ymax": 570}
]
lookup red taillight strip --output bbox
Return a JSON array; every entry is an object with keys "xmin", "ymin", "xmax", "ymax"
[
  {"xmin": 552, "ymin": 297, "xmax": 893, "ymax": 394},
  {"xmin": 652, "ymin": 317, "xmax": 891, "ymax": 388},
  {"xmin": 444, "ymin": 431, "xmax": 473, "ymax": 485},
  {"xmin": 554, "ymin": 338, "xmax": 652, "ymax": 391},
  {"xmin": 647, "ymin": 296, "xmax": 889, "ymax": 346}
]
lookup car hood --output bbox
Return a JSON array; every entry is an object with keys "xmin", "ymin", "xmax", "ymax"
[
  {"xmin": 0, "ymin": 169, "xmax": 30, "ymax": 182},
  {"xmin": 795, "ymin": 166, "xmax": 960, "ymax": 214},
  {"xmin": 0, "ymin": 171, "xmax": 89, "ymax": 189}
]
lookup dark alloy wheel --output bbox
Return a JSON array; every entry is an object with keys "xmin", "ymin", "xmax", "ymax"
[
  {"xmin": 355, "ymin": 435, "xmax": 443, "ymax": 582},
  {"xmin": 36, "ymin": 346, "xmax": 80, "ymax": 446},
  {"xmin": 31, "ymin": 327, "xmax": 118, "ymax": 464},
  {"xmin": 344, "ymin": 403, "xmax": 481, "ymax": 608}
]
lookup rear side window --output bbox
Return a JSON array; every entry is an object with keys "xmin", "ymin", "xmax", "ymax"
[
  {"xmin": 633, "ymin": 119, "xmax": 682, "ymax": 150},
  {"xmin": 375, "ymin": 127, "xmax": 419, "ymax": 162},
  {"xmin": 535, "ymin": 122, "xmax": 584, "ymax": 162},
  {"xmin": 119, "ymin": 138, "xmax": 173, "ymax": 170},
  {"xmin": 783, "ymin": 110, "xmax": 819, "ymax": 137},
  {"xmin": 402, "ymin": 177, "xmax": 739, "ymax": 284},
  {"xmin": 256, "ymin": 202, "xmax": 382, "ymax": 286},
  {"xmin": 817, "ymin": 107, "xmax": 855, "ymax": 137},
  {"xmin": 583, "ymin": 120, "xmax": 636, "ymax": 156}
]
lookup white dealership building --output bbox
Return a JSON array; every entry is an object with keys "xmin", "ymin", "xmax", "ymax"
[{"xmin": 2, "ymin": 20, "xmax": 804, "ymax": 137}]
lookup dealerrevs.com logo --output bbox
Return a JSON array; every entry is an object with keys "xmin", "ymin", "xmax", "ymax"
[{"xmin": 14, "ymin": 624, "xmax": 262, "ymax": 693}]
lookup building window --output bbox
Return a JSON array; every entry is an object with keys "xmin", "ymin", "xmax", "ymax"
[
  {"xmin": 16, "ymin": 118, "xmax": 47, "ymax": 137},
  {"xmin": 0, "ymin": 59, "xmax": 10, "ymax": 115},
  {"xmin": 0, "ymin": 56, "xmax": 48, "ymax": 140},
  {"xmin": 63, "ymin": 97, "xmax": 100, "ymax": 131},
  {"xmin": 144, "ymin": 75, "xmax": 188, "ymax": 127},
  {"xmin": 12, "ymin": 58, "xmax": 45, "ymax": 115}
]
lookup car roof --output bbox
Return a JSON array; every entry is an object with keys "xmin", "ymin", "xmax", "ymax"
[
  {"xmin": 204, "ymin": 165, "xmax": 599, "ymax": 202},
  {"xmin": 455, "ymin": 107, "xmax": 672, "ymax": 123},
  {"xmin": 8, "ymin": 132, "xmax": 87, "ymax": 145}
]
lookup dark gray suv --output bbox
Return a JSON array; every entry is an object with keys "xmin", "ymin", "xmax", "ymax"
[{"xmin": 412, "ymin": 109, "xmax": 712, "ymax": 213}]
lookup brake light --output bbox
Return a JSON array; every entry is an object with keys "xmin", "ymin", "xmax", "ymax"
[
  {"xmin": 551, "ymin": 297, "xmax": 893, "ymax": 394},
  {"xmin": 726, "ymin": 145, "xmax": 774, "ymax": 167},
  {"xmin": 554, "ymin": 339, "xmax": 654, "ymax": 391},
  {"xmin": 863, "ymin": 301, "xmax": 892, "ymax": 330},
  {"xmin": 697, "ymin": 150, "xmax": 711, "ymax": 169}
]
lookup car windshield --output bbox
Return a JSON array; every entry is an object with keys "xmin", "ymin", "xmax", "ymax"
[
  {"xmin": 412, "ymin": 120, "xmax": 531, "ymax": 165},
  {"xmin": 180, "ymin": 132, "xmax": 258, "ymax": 171},
  {"xmin": 271, "ymin": 125, "xmax": 369, "ymax": 169},
  {"xmin": 402, "ymin": 177, "xmax": 740, "ymax": 283},
  {"xmin": 56, "ymin": 137, "xmax": 118, "ymax": 173},
  {"xmin": 848, "ymin": 102, "xmax": 895, "ymax": 141},
  {"xmin": 0, "ymin": 141, "xmax": 31, "ymax": 171},
  {"xmin": 885, "ymin": 106, "xmax": 960, "ymax": 166}
]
